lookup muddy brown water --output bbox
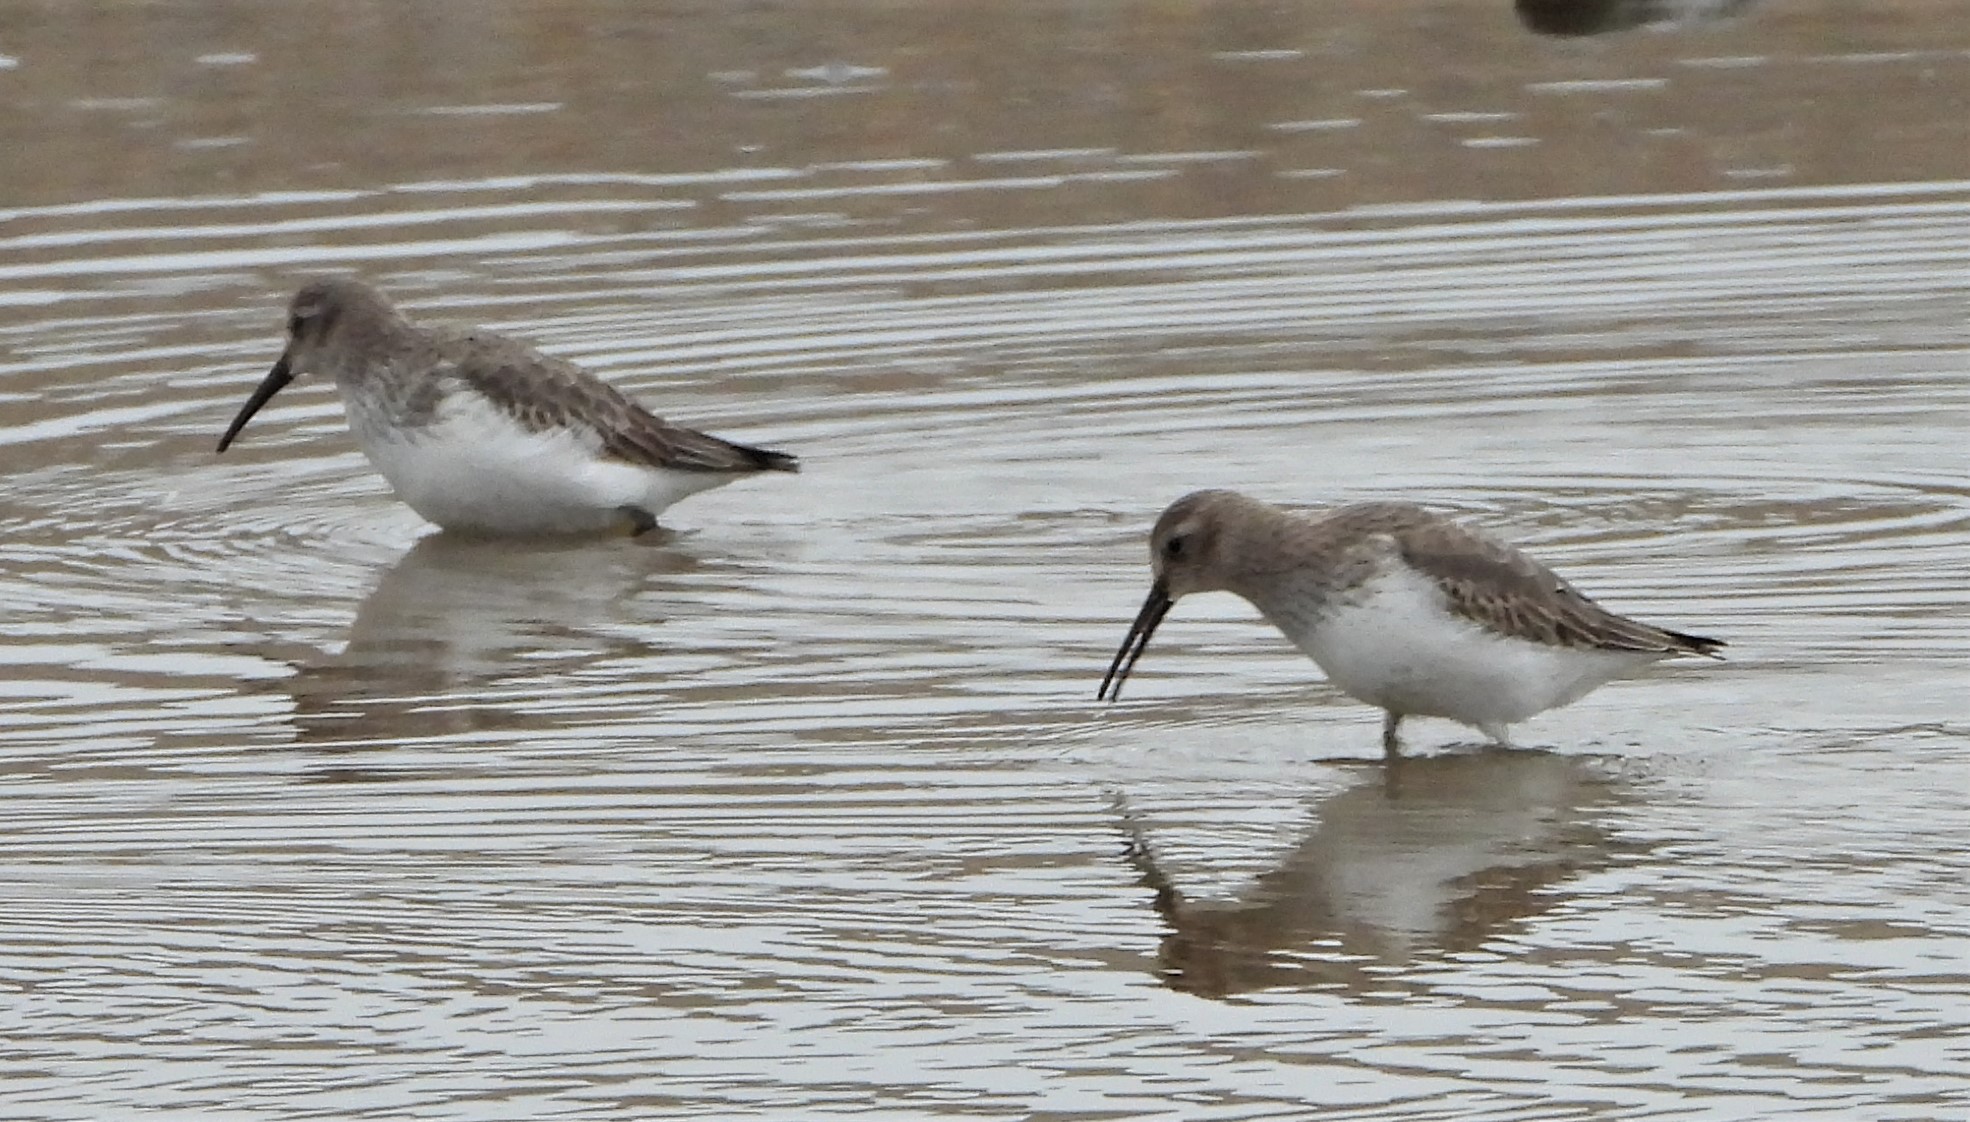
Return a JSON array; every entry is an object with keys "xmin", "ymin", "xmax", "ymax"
[{"xmin": 2, "ymin": 2, "xmax": 1967, "ymax": 1118}]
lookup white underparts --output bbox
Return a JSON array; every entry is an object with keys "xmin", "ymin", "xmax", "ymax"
[
  {"xmin": 351, "ymin": 387, "xmax": 738, "ymax": 534},
  {"xmin": 1266, "ymin": 564, "xmax": 1663, "ymax": 733}
]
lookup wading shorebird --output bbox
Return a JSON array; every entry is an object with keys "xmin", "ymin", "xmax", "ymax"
[
  {"xmin": 1098, "ymin": 490, "xmax": 1723, "ymax": 754},
  {"xmin": 216, "ymin": 277, "xmax": 799, "ymax": 536}
]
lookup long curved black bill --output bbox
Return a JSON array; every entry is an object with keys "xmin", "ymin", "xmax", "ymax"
[
  {"xmin": 215, "ymin": 354, "xmax": 295, "ymax": 453},
  {"xmin": 1097, "ymin": 581, "xmax": 1173, "ymax": 701}
]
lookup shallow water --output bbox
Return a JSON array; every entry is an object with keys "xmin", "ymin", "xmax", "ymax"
[{"xmin": 2, "ymin": 1, "xmax": 1968, "ymax": 1118}]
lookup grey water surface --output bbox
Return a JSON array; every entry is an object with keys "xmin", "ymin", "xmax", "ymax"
[{"xmin": 1, "ymin": 2, "xmax": 1967, "ymax": 1118}]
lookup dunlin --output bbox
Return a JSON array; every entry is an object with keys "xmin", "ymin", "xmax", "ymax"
[
  {"xmin": 217, "ymin": 277, "xmax": 799, "ymax": 535},
  {"xmin": 1098, "ymin": 490, "xmax": 1723, "ymax": 753}
]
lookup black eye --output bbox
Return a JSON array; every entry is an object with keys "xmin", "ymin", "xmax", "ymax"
[
  {"xmin": 288, "ymin": 312, "xmax": 308, "ymax": 336},
  {"xmin": 1161, "ymin": 535, "xmax": 1186, "ymax": 560}
]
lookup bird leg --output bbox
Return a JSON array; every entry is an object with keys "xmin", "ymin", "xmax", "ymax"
[
  {"xmin": 1381, "ymin": 711, "xmax": 1404, "ymax": 759},
  {"xmin": 618, "ymin": 506, "xmax": 660, "ymax": 536}
]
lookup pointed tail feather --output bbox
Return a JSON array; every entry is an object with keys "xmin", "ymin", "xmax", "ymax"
[
  {"xmin": 1662, "ymin": 627, "xmax": 1726, "ymax": 659},
  {"xmin": 739, "ymin": 444, "xmax": 800, "ymax": 473}
]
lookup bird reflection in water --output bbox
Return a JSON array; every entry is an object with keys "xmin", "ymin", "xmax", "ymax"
[
  {"xmin": 1114, "ymin": 750, "xmax": 1631, "ymax": 999},
  {"xmin": 1516, "ymin": 0, "xmax": 1758, "ymax": 36},
  {"xmin": 281, "ymin": 532, "xmax": 705, "ymax": 768}
]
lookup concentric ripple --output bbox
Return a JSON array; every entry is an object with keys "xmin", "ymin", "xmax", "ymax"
[{"xmin": 3, "ymin": 14, "xmax": 1969, "ymax": 1117}]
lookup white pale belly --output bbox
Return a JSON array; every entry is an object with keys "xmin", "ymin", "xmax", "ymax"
[
  {"xmin": 1275, "ymin": 566, "xmax": 1660, "ymax": 729},
  {"xmin": 349, "ymin": 391, "xmax": 733, "ymax": 535}
]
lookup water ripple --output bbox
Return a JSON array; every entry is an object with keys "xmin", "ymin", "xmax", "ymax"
[{"xmin": 2, "ymin": 174, "xmax": 1966, "ymax": 1120}]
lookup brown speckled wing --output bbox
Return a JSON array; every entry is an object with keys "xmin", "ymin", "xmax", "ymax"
[
  {"xmin": 447, "ymin": 334, "xmax": 797, "ymax": 474},
  {"xmin": 1378, "ymin": 507, "xmax": 1722, "ymax": 656}
]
